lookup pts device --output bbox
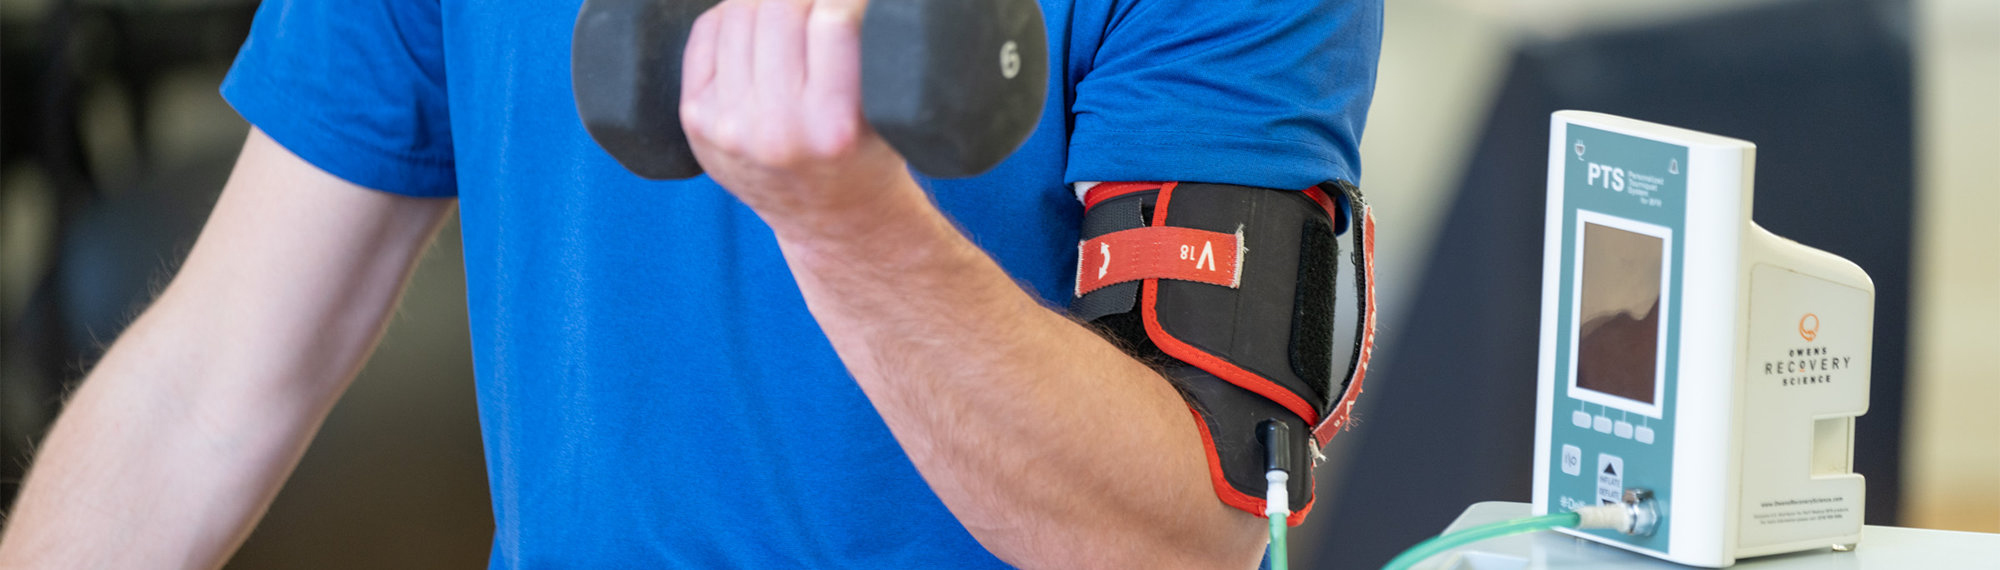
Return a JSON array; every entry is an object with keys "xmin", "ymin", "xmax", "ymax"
[{"xmin": 1532, "ymin": 111, "xmax": 1873, "ymax": 567}]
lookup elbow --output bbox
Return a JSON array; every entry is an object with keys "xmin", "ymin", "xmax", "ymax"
[{"xmin": 1201, "ymin": 517, "xmax": 1276, "ymax": 570}]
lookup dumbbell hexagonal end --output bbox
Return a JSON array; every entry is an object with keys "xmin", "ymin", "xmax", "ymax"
[
  {"xmin": 572, "ymin": 0, "xmax": 714, "ymax": 180},
  {"xmin": 862, "ymin": 0, "xmax": 1049, "ymax": 178}
]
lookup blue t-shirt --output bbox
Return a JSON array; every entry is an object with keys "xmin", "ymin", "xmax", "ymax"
[{"xmin": 222, "ymin": 0, "xmax": 1379, "ymax": 567}]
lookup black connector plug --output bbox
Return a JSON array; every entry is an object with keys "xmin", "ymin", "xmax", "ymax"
[{"xmin": 1259, "ymin": 420, "xmax": 1293, "ymax": 475}]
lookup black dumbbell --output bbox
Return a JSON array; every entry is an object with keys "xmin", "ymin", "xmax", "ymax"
[{"xmin": 571, "ymin": 0, "xmax": 1048, "ymax": 180}]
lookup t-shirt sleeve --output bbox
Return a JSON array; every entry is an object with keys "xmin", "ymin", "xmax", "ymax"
[
  {"xmin": 1065, "ymin": 0, "xmax": 1381, "ymax": 190},
  {"xmin": 220, "ymin": 0, "xmax": 456, "ymax": 197}
]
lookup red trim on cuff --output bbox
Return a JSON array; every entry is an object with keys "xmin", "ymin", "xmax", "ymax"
[
  {"xmin": 1186, "ymin": 405, "xmax": 1314, "ymax": 526},
  {"xmin": 1141, "ymin": 183, "xmax": 1323, "ymax": 426},
  {"xmin": 1189, "ymin": 404, "xmax": 1267, "ymax": 517}
]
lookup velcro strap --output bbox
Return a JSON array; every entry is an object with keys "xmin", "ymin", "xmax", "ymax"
[
  {"xmin": 1311, "ymin": 181, "xmax": 1377, "ymax": 447},
  {"xmin": 1075, "ymin": 226, "xmax": 1243, "ymax": 296}
]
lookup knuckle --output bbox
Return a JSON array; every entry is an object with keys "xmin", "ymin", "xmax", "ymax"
[
  {"xmin": 708, "ymin": 117, "xmax": 745, "ymax": 152},
  {"xmin": 755, "ymin": 0, "xmax": 786, "ymax": 19},
  {"xmin": 808, "ymin": 124, "xmax": 858, "ymax": 159},
  {"xmin": 680, "ymin": 111, "xmax": 711, "ymax": 143},
  {"xmin": 753, "ymin": 126, "xmax": 803, "ymax": 166},
  {"xmin": 809, "ymin": 0, "xmax": 864, "ymax": 28}
]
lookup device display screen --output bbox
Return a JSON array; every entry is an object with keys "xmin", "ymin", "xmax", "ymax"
[{"xmin": 1575, "ymin": 221, "xmax": 1665, "ymax": 405}]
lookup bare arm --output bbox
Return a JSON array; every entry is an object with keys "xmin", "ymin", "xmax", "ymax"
[
  {"xmin": 778, "ymin": 183, "xmax": 1267, "ymax": 569},
  {"xmin": 678, "ymin": 2, "xmax": 1265, "ymax": 567},
  {"xmin": 0, "ymin": 129, "xmax": 454, "ymax": 569}
]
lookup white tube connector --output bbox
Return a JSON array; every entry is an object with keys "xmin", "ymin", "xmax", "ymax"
[
  {"xmin": 1573, "ymin": 488, "xmax": 1660, "ymax": 537},
  {"xmin": 1264, "ymin": 469, "xmax": 1291, "ymax": 519},
  {"xmin": 1574, "ymin": 504, "xmax": 1630, "ymax": 532}
]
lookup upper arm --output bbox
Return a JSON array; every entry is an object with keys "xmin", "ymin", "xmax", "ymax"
[
  {"xmin": 181, "ymin": 128, "xmax": 453, "ymax": 308},
  {"xmin": 1066, "ymin": 0, "xmax": 1382, "ymax": 189},
  {"xmin": 170, "ymin": 0, "xmax": 460, "ymax": 394},
  {"xmin": 1057, "ymin": 1, "xmax": 1381, "ymax": 554},
  {"xmin": 160, "ymin": 129, "xmax": 451, "ymax": 398}
]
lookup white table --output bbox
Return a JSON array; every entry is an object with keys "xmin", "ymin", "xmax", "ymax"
[{"xmin": 1421, "ymin": 502, "xmax": 2000, "ymax": 569}]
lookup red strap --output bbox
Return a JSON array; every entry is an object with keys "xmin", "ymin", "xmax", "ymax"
[
  {"xmin": 1081, "ymin": 181, "xmax": 1166, "ymax": 210},
  {"xmin": 1086, "ymin": 181, "xmax": 1339, "ymax": 220},
  {"xmin": 1075, "ymin": 227, "xmax": 1242, "ymax": 296},
  {"xmin": 1300, "ymin": 185, "xmax": 1341, "ymax": 223}
]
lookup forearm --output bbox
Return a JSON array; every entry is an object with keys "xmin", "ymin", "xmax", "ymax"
[
  {"xmin": 0, "ymin": 303, "xmax": 346, "ymax": 568},
  {"xmin": 767, "ymin": 178, "xmax": 1265, "ymax": 569},
  {"xmin": 673, "ymin": 2, "xmax": 1265, "ymax": 563}
]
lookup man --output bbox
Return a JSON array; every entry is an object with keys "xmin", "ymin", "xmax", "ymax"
[{"xmin": 0, "ymin": 0, "xmax": 1379, "ymax": 567}]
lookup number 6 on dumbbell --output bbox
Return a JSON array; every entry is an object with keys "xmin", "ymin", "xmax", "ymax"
[{"xmin": 572, "ymin": 0, "xmax": 1049, "ymax": 180}]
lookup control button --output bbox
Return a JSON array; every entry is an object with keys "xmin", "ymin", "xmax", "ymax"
[
  {"xmin": 1572, "ymin": 411, "xmax": 1592, "ymax": 428},
  {"xmin": 1615, "ymin": 421, "xmax": 1634, "ymax": 439},
  {"xmin": 1597, "ymin": 454, "xmax": 1625, "ymax": 505},
  {"xmin": 1636, "ymin": 426, "xmax": 1655, "ymax": 444},
  {"xmin": 1561, "ymin": 445, "xmax": 1582, "ymax": 476},
  {"xmin": 1593, "ymin": 416, "xmax": 1614, "ymax": 434}
]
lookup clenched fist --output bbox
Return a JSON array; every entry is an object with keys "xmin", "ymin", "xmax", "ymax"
[{"xmin": 680, "ymin": 0, "xmax": 915, "ymax": 231}]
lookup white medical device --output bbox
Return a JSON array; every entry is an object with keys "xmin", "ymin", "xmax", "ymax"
[{"xmin": 1532, "ymin": 111, "xmax": 1874, "ymax": 567}]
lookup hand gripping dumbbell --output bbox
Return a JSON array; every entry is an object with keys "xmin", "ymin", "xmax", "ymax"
[{"xmin": 571, "ymin": 0, "xmax": 1049, "ymax": 180}]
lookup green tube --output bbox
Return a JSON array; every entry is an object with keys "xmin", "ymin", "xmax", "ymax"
[
  {"xmin": 1269, "ymin": 516, "xmax": 1289, "ymax": 570},
  {"xmin": 1381, "ymin": 512, "xmax": 1580, "ymax": 570}
]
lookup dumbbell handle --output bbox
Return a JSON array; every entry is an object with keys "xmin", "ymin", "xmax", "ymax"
[{"xmin": 572, "ymin": 0, "xmax": 1047, "ymax": 181}]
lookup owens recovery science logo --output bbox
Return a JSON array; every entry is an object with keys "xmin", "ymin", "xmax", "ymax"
[{"xmin": 1765, "ymin": 313, "xmax": 1853, "ymax": 387}]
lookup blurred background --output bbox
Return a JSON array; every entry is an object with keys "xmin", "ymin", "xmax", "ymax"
[{"xmin": 1, "ymin": 0, "xmax": 1993, "ymax": 568}]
